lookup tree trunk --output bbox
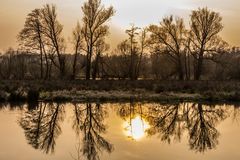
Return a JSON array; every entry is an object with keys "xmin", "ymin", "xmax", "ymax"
[
  {"xmin": 86, "ymin": 54, "xmax": 91, "ymax": 80},
  {"xmin": 59, "ymin": 57, "xmax": 65, "ymax": 78},
  {"xmin": 44, "ymin": 55, "xmax": 49, "ymax": 80},
  {"xmin": 92, "ymin": 53, "xmax": 100, "ymax": 80},
  {"xmin": 72, "ymin": 53, "xmax": 78, "ymax": 80},
  {"xmin": 135, "ymin": 51, "xmax": 143, "ymax": 80},
  {"xmin": 39, "ymin": 43, "xmax": 43, "ymax": 79},
  {"xmin": 194, "ymin": 53, "xmax": 203, "ymax": 80},
  {"xmin": 178, "ymin": 58, "xmax": 184, "ymax": 80},
  {"xmin": 86, "ymin": 41, "xmax": 93, "ymax": 80}
]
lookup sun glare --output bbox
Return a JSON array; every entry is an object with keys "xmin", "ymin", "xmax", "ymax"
[{"xmin": 123, "ymin": 116, "xmax": 150, "ymax": 141}]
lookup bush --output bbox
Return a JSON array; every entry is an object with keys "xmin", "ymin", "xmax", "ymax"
[
  {"xmin": 0, "ymin": 91, "xmax": 9, "ymax": 101},
  {"xmin": 227, "ymin": 92, "xmax": 240, "ymax": 101},
  {"xmin": 202, "ymin": 91, "xmax": 217, "ymax": 101},
  {"xmin": 27, "ymin": 89, "xmax": 39, "ymax": 102},
  {"xmin": 154, "ymin": 85, "xmax": 165, "ymax": 93},
  {"xmin": 9, "ymin": 92, "xmax": 26, "ymax": 101}
]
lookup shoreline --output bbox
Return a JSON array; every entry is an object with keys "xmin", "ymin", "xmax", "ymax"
[
  {"xmin": 1, "ymin": 89, "xmax": 240, "ymax": 103},
  {"xmin": 1, "ymin": 80, "xmax": 240, "ymax": 103}
]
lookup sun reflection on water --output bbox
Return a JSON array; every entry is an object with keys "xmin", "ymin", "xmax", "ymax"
[{"xmin": 123, "ymin": 115, "xmax": 150, "ymax": 141}]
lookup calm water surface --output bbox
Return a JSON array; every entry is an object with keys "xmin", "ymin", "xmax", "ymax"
[{"xmin": 1, "ymin": 102, "xmax": 240, "ymax": 160}]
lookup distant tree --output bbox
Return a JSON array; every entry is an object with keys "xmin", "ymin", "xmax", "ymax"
[
  {"xmin": 4, "ymin": 48, "xmax": 15, "ymax": 79},
  {"xmin": 150, "ymin": 51, "xmax": 176, "ymax": 79},
  {"xmin": 136, "ymin": 28, "xmax": 148, "ymax": 79},
  {"xmin": 81, "ymin": 0, "xmax": 114, "ymax": 80},
  {"xmin": 149, "ymin": 16, "xmax": 187, "ymax": 80},
  {"xmin": 113, "ymin": 26, "xmax": 149, "ymax": 80},
  {"xmin": 188, "ymin": 8, "xmax": 224, "ymax": 80},
  {"xmin": 107, "ymin": 41, "xmax": 131, "ymax": 79},
  {"xmin": 92, "ymin": 39, "xmax": 109, "ymax": 80},
  {"xmin": 125, "ymin": 24, "xmax": 140, "ymax": 80},
  {"xmin": 71, "ymin": 22, "xmax": 83, "ymax": 79}
]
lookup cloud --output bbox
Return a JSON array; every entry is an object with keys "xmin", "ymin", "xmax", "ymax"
[{"xmin": 1, "ymin": 0, "xmax": 240, "ymax": 52}]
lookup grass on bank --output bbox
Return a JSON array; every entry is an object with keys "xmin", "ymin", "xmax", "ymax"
[{"xmin": 1, "ymin": 80, "xmax": 240, "ymax": 102}]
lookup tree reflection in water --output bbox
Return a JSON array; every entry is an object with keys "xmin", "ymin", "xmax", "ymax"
[
  {"xmin": 18, "ymin": 102, "xmax": 113, "ymax": 159},
  {"xmin": 147, "ymin": 103, "xmax": 188, "ymax": 143},
  {"xmin": 72, "ymin": 103, "xmax": 113, "ymax": 160},
  {"xmin": 232, "ymin": 104, "xmax": 240, "ymax": 123},
  {"xmin": 116, "ymin": 102, "xmax": 149, "ymax": 140},
  {"xmin": 187, "ymin": 103, "xmax": 228, "ymax": 152},
  {"xmin": 15, "ymin": 102, "xmax": 236, "ymax": 158},
  {"xmin": 146, "ymin": 103, "xmax": 229, "ymax": 152},
  {"xmin": 19, "ymin": 102, "xmax": 65, "ymax": 154}
]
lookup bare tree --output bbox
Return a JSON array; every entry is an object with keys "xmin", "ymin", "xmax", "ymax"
[
  {"xmin": 136, "ymin": 28, "xmax": 148, "ymax": 79},
  {"xmin": 189, "ymin": 8, "xmax": 224, "ymax": 80},
  {"xmin": 81, "ymin": 0, "xmax": 114, "ymax": 80},
  {"xmin": 41, "ymin": 4, "xmax": 66, "ymax": 78},
  {"xmin": 71, "ymin": 22, "xmax": 83, "ymax": 79},
  {"xmin": 18, "ymin": 9, "xmax": 46, "ymax": 79},
  {"xmin": 149, "ymin": 16, "xmax": 187, "ymax": 80},
  {"xmin": 114, "ymin": 26, "xmax": 148, "ymax": 80},
  {"xmin": 125, "ymin": 24, "xmax": 140, "ymax": 80}
]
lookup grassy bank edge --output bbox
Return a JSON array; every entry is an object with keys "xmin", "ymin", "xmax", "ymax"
[{"xmin": 1, "ymin": 89, "xmax": 240, "ymax": 103}]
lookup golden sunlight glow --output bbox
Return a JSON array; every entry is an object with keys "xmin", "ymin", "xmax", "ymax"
[{"xmin": 123, "ymin": 116, "xmax": 150, "ymax": 141}]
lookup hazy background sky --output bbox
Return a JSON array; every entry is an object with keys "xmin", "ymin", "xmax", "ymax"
[{"xmin": 1, "ymin": 0, "xmax": 240, "ymax": 52}]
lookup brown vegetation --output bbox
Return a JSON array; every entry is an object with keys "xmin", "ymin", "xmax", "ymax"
[{"xmin": 1, "ymin": 80, "xmax": 240, "ymax": 102}]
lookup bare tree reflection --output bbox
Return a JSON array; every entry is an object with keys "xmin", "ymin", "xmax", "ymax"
[
  {"xmin": 19, "ymin": 102, "xmax": 65, "ymax": 154},
  {"xmin": 145, "ymin": 103, "xmax": 229, "ymax": 152},
  {"xmin": 0, "ymin": 103, "xmax": 10, "ymax": 111},
  {"xmin": 231, "ymin": 104, "xmax": 240, "ymax": 123},
  {"xmin": 116, "ymin": 102, "xmax": 148, "ymax": 140},
  {"xmin": 15, "ymin": 101, "xmax": 234, "ymax": 156},
  {"xmin": 187, "ymin": 103, "xmax": 228, "ymax": 152},
  {"xmin": 117, "ymin": 103, "xmax": 135, "ymax": 120},
  {"xmin": 72, "ymin": 103, "xmax": 113, "ymax": 160},
  {"xmin": 147, "ymin": 103, "xmax": 188, "ymax": 143},
  {"xmin": 116, "ymin": 102, "xmax": 147, "ymax": 122}
]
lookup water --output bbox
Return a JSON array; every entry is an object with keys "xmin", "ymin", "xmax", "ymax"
[{"xmin": 1, "ymin": 102, "xmax": 240, "ymax": 160}]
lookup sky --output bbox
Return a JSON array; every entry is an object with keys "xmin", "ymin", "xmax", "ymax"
[{"xmin": 1, "ymin": 0, "xmax": 240, "ymax": 52}]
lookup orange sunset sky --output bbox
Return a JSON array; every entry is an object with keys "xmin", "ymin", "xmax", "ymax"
[{"xmin": 1, "ymin": 0, "xmax": 240, "ymax": 52}]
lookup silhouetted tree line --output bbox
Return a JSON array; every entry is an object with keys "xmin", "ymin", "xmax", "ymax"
[{"xmin": 1, "ymin": 0, "xmax": 240, "ymax": 80}]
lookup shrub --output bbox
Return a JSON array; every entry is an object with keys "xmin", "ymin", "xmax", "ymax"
[
  {"xmin": 154, "ymin": 85, "xmax": 165, "ymax": 93},
  {"xmin": 202, "ymin": 91, "xmax": 216, "ymax": 101},
  {"xmin": 0, "ymin": 91, "xmax": 9, "ymax": 101},
  {"xmin": 8, "ymin": 89, "xmax": 27, "ymax": 101},
  {"xmin": 27, "ymin": 89, "xmax": 39, "ymax": 102},
  {"xmin": 227, "ymin": 92, "xmax": 240, "ymax": 101}
]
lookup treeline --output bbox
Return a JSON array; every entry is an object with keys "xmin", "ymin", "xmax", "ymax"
[{"xmin": 1, "ymin": 0, "xmax": 240, "ymax": 80}]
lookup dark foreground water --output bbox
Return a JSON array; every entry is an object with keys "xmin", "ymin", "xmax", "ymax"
[{"xmin": 1, "ymin": 102, "xmax": 240, "ymax": 160}]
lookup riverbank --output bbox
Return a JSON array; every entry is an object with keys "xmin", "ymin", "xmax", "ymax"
[
  {"xmin": 1, "ymin": 80, "xmax": 240, "ymax": 92},
  {"xmin": 1, "ymin": 80, "xmax": 240, "ymax": 102},
  {"xmin": 39, "ymin": 90, "xmax": 240, "ymax": 103}
]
